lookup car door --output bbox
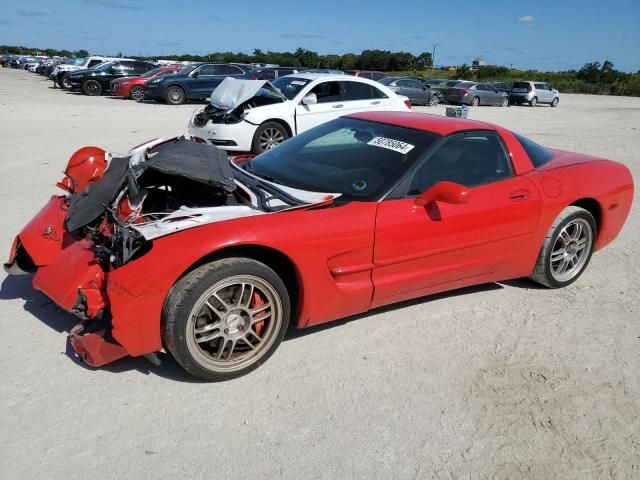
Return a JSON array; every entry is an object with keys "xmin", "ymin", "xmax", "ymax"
[
  {"xmin": 396, "ymin": 80, "xmax": 419, "ymax": 103},
  {"xmin": 483, "ymin": 83, "xmax": 502, "ymax": 105},
  {"xmin": 408, "ymin": 79, "xmax": 429, "ymax": 105},
  {"xmin": 371, "ymin": 130, "xmax": 541, "ymax": 307},
  {"xmin": 340, "ymin": 80, "xmax": 388, "ymax": 115},
  {"xmin": 294, "ymin": 80, "xmax": 347, "ymax": 133}
]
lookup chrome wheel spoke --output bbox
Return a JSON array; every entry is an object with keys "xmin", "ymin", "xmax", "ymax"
[
  {"xmin": 194, "ymin": 320, "xmax": 222, "ymax": 335},
  {"xmin": 204, "ymin": 299, "xmax": 224, "ymax": 318},
  {"xmin": 571, "ymin": 223, "xmax": 583, "ymax": 240},
  {"xmin": 251, "ymin": 311, "xmax": 272, "ymax": 325},
  {"xmin": 196, "ymin": 330, "xmax": 223, "ymax": 343},
  {"xmin": 551, "ymin": 248, "xmax": 566, "ymax": 262}
]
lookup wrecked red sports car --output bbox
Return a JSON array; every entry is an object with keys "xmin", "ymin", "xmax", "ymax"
[{"xmin": 5, "ymin": 112, "xmax": 634, "ymax": 381}]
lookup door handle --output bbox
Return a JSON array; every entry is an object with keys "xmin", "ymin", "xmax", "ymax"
[
  {"xmin": 508, "ymin": 189, "xmax": 530, "ymax": 201},
  {"xmin": 333, "ymin": 104, "xmax": 344, "ymax": 108},
  {"xmin": 371, "ymin": 101, "xmax": 381, "ymax": 105}
]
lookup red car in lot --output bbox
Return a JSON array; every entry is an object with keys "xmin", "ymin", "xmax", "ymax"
[
  {"xmin": 5, "ymin": 112, "xmax": 633, "ymax": 381},
  {"xmin": 110, "ymin": 65, "xmax": 183, "ymax": 100}
]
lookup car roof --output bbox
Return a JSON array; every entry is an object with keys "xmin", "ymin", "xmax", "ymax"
[{"xmin": 347, "ymin": 111, "xmax": 497, "ymax": 136}]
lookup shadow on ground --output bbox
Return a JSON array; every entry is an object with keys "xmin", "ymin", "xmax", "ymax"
[{"xmin": 1, "ymin": 273, "xmax": 539, "ymax": 382}]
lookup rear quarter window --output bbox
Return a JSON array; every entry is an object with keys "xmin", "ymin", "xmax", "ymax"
[{"xmin": 514, "ymin": 133, "xmax": 553, "ymax": 168}]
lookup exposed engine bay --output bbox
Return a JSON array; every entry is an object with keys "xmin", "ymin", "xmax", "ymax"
[
  {"xmin": 192, "ymin": 77, "xmax": 285, "ymax": 126},
  {"xmin": 56, "ymin": 137, "xmax": 336, "ymax": 268}
]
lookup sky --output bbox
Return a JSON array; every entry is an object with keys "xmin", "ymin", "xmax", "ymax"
[{"xmin": 1, "ymin": 0, "xmax": 639, "ymax": 72}]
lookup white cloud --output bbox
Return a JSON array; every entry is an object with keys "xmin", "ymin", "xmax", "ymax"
[{"xmin": 518, "ymin": 15, "xmax": 534, "ymax": 24}]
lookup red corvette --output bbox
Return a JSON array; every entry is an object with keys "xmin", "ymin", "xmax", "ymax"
[
  {"xmin": 110, "ymin": 65, "xmax": 182, "ymax": 101},
  {"xmin": 5, "ymin": 112, "xmax": 633, "ymax": 380}
]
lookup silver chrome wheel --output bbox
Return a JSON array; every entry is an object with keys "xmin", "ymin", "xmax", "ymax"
[
  {"xmin": 549, "ymin": 218, "xmax": 593, "ymax": 282},
  {"xmin": 185, "ymin": 275, "xmax": 283, "ymax": 373},
  {"xmin": 130, "ymin": 86, "xmax": 144, "ymax": 101},
  {"xmin": 166, "ymin": 87, "xmax": 185, "ymax": 104},
  {"xmin": 259, "ymin": 127, "xmax": 285, "ymax": 150}
]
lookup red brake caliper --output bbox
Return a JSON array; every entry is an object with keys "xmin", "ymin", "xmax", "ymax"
[{"xmin": 252, "ymin": 291, "xmax": 266, "ymax": 336}]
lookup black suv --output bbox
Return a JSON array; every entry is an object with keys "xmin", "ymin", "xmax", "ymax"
[
  {"xmin": 143, "ymin": 63, "xmax": 251, "ymax": 105},
  {"xmin": 67, "ymin": 60, "xmax": 156, "ymax": 96}
]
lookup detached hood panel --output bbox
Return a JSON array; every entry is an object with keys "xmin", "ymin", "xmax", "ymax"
[{"xmin": 210, "ymin": 77, "xmax": 285, "ymax": 112}]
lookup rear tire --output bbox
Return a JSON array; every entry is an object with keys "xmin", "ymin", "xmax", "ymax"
[
  {"xmin": 165, "ymin": 86, "xmax": 186, "ymax": 105},
  {"xmin": 252, "ymin": 122, "xmax": 289, "ymax": 153},
  {"xmin": 83, "ymin": 79, "xmax": 102, "ymax": 96},
  {"xmin": 471, "ymin": 96, "xmax": 480, "ymax": 107},
  {"xmin": 551, "ymin": 97, "xmax": 559, "ymax": 107},
  {"xmin": 530, "ymin": 206, "xmax": 596, "ymax": 288},
  {"xmin": 529, "ymin": 96, "xmax": 538, "ymax": 107},
  {"xmin": 162, "ymin": 258, "xmax": 290, "ymax": 381}
]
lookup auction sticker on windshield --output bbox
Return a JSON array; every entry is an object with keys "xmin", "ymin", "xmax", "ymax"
[{"xmin": 367, "ymin": 136, "xmax": 415, "ymax": 154}]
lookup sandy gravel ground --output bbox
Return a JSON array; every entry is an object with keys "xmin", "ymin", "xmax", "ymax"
[{"xmin": 0, "ymin": 68, "xmax": 638, "ymax": 479}]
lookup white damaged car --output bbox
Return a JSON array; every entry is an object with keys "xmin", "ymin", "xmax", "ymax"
[{"xmin": 187, "ymin": 73, "xmax": 411, "ymax": 153}]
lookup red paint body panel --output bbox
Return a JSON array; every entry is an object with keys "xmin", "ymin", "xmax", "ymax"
[
  {"xmin": 110, "ymin": 67, "xmax": 181, "ymax": 98},
  {"xmin": 372, "ymin": 175, "xmax": 541, "ymax": 306},
  {"xmin": 6, "ymin": 112, "xmax": 635, "ymax": 367},
  {"xmin": 18, "ymin": 195, "xmax": 69, "ymax": 266}
]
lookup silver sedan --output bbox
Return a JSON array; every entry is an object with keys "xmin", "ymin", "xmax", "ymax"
[{"xmin": 445, "ymin": 81, "xmax": 509, "ymax": 107}]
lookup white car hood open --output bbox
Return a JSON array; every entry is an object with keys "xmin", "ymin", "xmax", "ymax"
[{"xmin": 210, "ymin": 77, "xmax": 285, "ymax": 112}]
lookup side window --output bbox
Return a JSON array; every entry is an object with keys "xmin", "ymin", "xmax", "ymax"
[
  {"xmin": 343, "ymin": 81, "xmax": 378, "ymax": 100},
  {"xmin": 261, "ymin": 70, "xmax": 276, "ymax": 79},
  {"xmin": 214, "ymin": 64, "xmax": 244, "ymax": 75},
  {"xmin": 408, "ymin": 132, "xmax": 514, "ymax": 195},
  {"xmin": 534, "ymin": 83, "xmax": 546, "ymax": 90},
  {"xmin": 476, "ymin": 84, "xmax": 487, "ymax": 91},
  {"xmin": 408, "ymin": 80, "xmax": 423, "ymax": 90},
  {"xmin": 309, "ymin": 81, "xmax": 344, "ymax": 103},
  {"xmin": 133, "ymin": 62, "xmax": 151, "ymax": 74},
  {"xmin": 197, "ymin": 65, "xmax": 217, "ymax": 76},
  {"xmin": 87, "ymin": 59, "xmax": 102, "ymax": 68}
]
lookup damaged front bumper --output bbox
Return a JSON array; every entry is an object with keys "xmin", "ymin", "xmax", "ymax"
[
  {"xmin": 5, "ymin": 195, "xmax": 165, "ymax": 368},
  {"xmin": 188, "ymin": 111, "xmax": 257, "ymax": 152}
]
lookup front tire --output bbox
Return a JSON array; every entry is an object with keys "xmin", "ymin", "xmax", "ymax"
[
  {"xmin": 83, "ymin": 79, "xmax": 102, "ymax": 96},
  {"xmin": 252, "ymin": 122, "xmax": 289, "ymax": 153},
  {"xmin": 162, "ymin": 258, "xmax": 290, "ymax": 381},
  {"xmin": 165, "ymin": 86, "xmax": 186, "ymax": 105},
  {"xmin": 551, "ymin": 97, "xmax": 559, "ymax": 107},
  {"xmin": 59, "ymin": 75, "xmax": 71, "ymax": 89},
  {"xmin": 530, "ymin": 206, "xmax": 596, "ymax": 288},
  {"xmin": 129, "ymin": 86, "xmax": 144, "ymax": 101}
]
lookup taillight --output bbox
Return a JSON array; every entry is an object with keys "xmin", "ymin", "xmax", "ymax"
[
  {"xmin": 461, "ymin": 89, "xmax": 469, "ymax": 95},
  {"xmin": 527, "ymin": 84, "xmax": 532, "ymax": 92},
  {"xmin": 404, "ymin": 99, "xmax": 411, "ymax": 109}
]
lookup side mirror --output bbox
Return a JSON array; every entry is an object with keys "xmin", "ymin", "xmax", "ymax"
[
  {"xmin": 301, "ymin": 93, "xmax": 317, "ymax": 105},
  {"xmin": 414, "ymin": 181, "xmax": 470, "ymax": 207},
  {"xmin": 191, "ymin": 70, "xmax": 199, "ymax": 78}
]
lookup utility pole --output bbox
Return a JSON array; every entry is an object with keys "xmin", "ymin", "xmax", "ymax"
[{"xmin": 432, "ymin": 44, "xmax": 436, "ymax": 68}]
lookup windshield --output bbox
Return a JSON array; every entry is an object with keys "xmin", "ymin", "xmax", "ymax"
[
  {"xmin": 272, "ymin": 76, "xmax": 313, "ymax": 100},
  {"xmin": 247, "ymin": 117, "xmax": 440, "ymax": 201},
  {"xmin": 67, "ymin": 58, "xmax": 85, "ymax": 66}
]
